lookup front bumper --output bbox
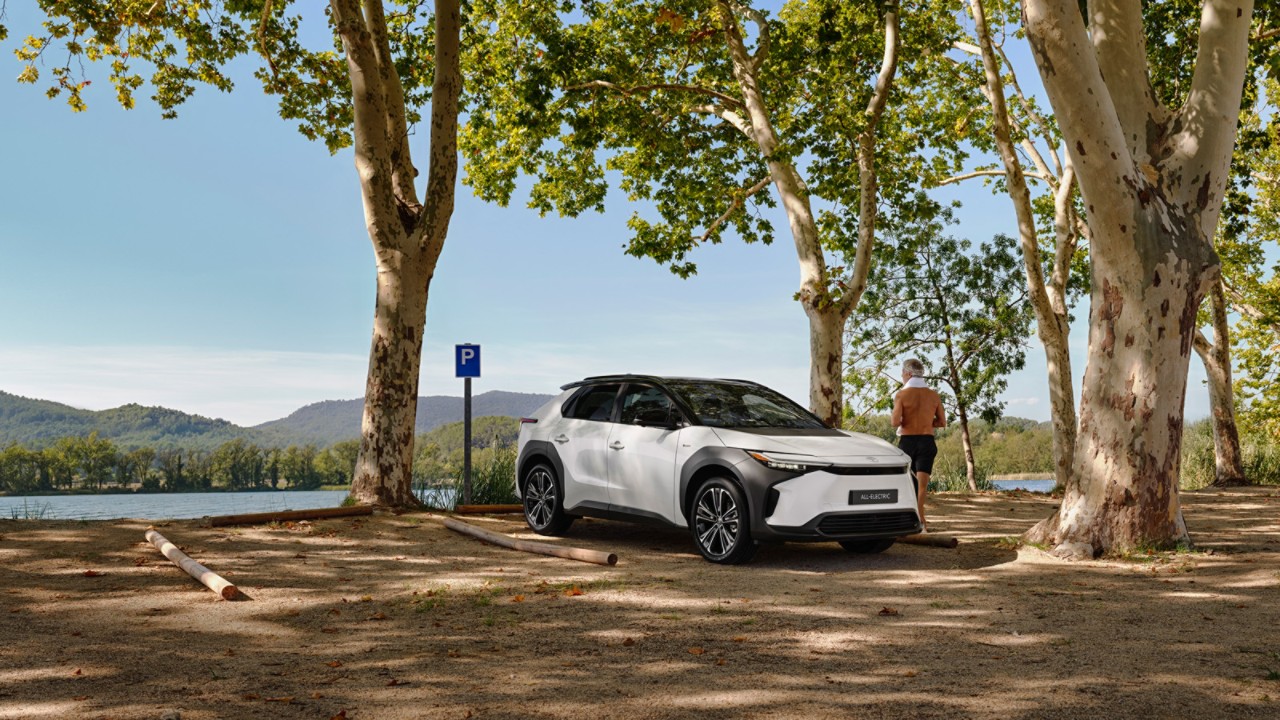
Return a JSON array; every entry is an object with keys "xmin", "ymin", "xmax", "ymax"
[{"xmin": 739, "ymin": 463, "xmax": 922, "ymax": 542}]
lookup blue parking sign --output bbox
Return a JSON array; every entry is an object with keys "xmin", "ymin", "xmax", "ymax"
[{"xmin": 455, "ymin": 344, "xmax": 481, "ymax": 378}]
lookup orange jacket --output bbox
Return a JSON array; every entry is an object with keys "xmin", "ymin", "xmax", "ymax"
[{"xmin": 892, "ymin": 386, "xmax": 946, "ymax": 436}]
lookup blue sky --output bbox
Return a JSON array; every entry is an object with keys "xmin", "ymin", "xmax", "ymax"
[{"xmin": 0, "ymin": 5, "xmax": 1212, "ymax": 427}]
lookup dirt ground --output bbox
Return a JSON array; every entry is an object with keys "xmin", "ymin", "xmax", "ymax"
[{"xmin": 1, "ymin": 488, "xmax": 1278, "ymax": 720}]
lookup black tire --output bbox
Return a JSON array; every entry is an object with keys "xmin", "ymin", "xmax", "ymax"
[
  {"xmin": 690, "ymin": 477, "xmax": 757, "ymax": 565},
  {"xmin": 838, "ymin": 538, "xmax": 896, "ymax": 554},
  {"xmin": 522, "ymin": 462, "xmax": 573, "ymax": 536}
]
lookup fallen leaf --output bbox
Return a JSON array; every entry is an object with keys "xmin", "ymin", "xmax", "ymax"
[
  {"xmin": 321, "ymin": 627, "xmax": 339, "ymax": 634},
  {"xmin": 72, "ymin": 668, "xmax": 83, "ymax": 676},
  {"xmin": 878, "ymin": 607, "xmax": 900, "ymax": 616},
  {"xmin": 904, "ymin": 670, "xmax": 918, "ymax": 677},
  {"xmin": 73, "ymin": 695, "xmax": 89, "ymax": 701},
  {"xmin": 622, "ymin": 638, "xmax": 635, "ymax": 647},
  {"xmin": 688, "ymin": 647, "xmax": 705, "ymax": 656},
  {"xmin": 134, "ymin": 557, "xmax": 148, "ymax": 566},
  {"xmin": 311, "ymin": 692, "xmax": 325, "ymax": 699},
  {"xmin": 565, "ymin": 586, "xmax": 584, "ymax": 597},
  {"xmin": 330, "ymin": 711, "xmax": 348, "ymax": 720},
  {"xmin": 224, "ymin": 649, "xmax": 235, "ymax": 657},
  {"xmin": 82, "ymin": 571, "xmax": 103, "ymax": 578},
  {"xmin": 732, "ymin": 636, "xmax": 747, "ymax": 642},
  {"xmin": 512, "ymin": 595, "xmax": 525, "ymax": 603},
  {"xmin": 716, "ymin": 658, "xmax": 726, "ymax": 666},
  {"xmin": 386, "ymin": 678, "xmax": 406, "ymax": 686},
  {"xmin": 242, "ymin": 693, "xmax": 261, "ymax": 700},
  {"xmin": 447, "ymin": 649, "xmax": 461, "ymax": 658},
  {"xmin": 360, "ymin": 595, "xmax": 373, "ymax": 603},
  {"xmin": 368, "ymin": 612, "xmax": 387, "ymax": 620},
  {"xmin": 327, "ymin": 661, "xmax": 343, "ymax": 668}
]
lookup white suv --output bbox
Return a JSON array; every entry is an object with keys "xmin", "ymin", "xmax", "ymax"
[{"xmin": 516, "ymin": 375, "xmax": 920, "ymax": 564}]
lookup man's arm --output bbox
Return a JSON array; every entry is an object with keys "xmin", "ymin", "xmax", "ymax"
[
  {"xmin": 891, "ymin": 392, "xmax": 903, "ymax": 429},
  {"xmin": 933, "ymin": 396, "xmax": 946, "ymax": 428}
]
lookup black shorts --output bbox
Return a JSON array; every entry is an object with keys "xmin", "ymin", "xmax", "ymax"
[{"xmin": 898, "ymin": 435, "xmax": 938, "ymax": 476}]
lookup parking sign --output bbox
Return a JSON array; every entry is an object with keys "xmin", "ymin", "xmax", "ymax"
[{"xmin": 455, "ymin": 344, "xmax": 481, "ymax": 378}]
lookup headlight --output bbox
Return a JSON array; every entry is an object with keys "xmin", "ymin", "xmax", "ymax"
[{"xmin": 746, "ymin": 451, "xmax": 829, "ymax": 474}]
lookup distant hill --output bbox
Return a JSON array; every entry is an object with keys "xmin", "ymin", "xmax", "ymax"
[
  {"xmin": 0, "ymin": 389, "xmax": 554, "ymax": 449},
  {"xmin": 0, "ymin": 391, "xmax": 247, "ymax": 448},
  {"xmin": 253, "ymin": 390, "xmax": 554, "ymax": 446}
]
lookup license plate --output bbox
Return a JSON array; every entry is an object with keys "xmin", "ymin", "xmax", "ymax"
[{"xmin": 849, "ymin": 489, "xmax": 897, "ymax": 505}]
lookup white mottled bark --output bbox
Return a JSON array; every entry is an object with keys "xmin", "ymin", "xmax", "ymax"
[
  {"xmin": 334, "ymin": 0, "xmax": 462, "ymax": 507},
  {"xmin": 968, "ymin": 0, "xmax": 1077, "ymax": 492},
  {"xmin": 1021, "ymin": 0, "xmax": 1253, "ymax": 556},
  {"xmin": 716, "ymin": 1, "xmax": 897, "ymax": 427},
  {"xmin": 1193, "ymin": 281, "xmax": 1246, "ymax": 486}
]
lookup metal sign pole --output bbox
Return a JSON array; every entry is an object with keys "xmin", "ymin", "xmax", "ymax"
[
  {"xmin": 455, "ymin": 342, "xmax": 480, "ymax": 508},
  {"xmin": 463, "ymin": 376, "xmax": 472, "ymax": 505}
]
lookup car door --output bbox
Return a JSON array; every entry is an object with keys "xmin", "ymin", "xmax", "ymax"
[
  {"xmin": 606, "ymin": 384, "xmax": 683, "ymax": 524},
  {"xmin": 553, "ymin": 383, "xmax": 619, "ymax": 511}
]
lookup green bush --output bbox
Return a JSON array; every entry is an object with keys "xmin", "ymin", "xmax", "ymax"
[
  {"xmin": 1180, "ymin": 419, "xmax": 1280, "ymax": 489},
  {"xmin": 416, "ymin": 444, "xmax": 518, "ymax": 510}
]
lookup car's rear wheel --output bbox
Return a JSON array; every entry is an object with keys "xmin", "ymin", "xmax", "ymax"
[
  {"xmin": 690, "ymin": 477, "xmax": 757, "ymax": 565},
  {"xmin": 838, "ymin": 538, "xmax": 896, "ymax": 554},
  {"xmin": 523, "ymin": 463, "xmax": 573, "ymax": 536}
]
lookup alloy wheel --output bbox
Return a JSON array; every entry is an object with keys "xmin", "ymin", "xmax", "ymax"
[{"xmin": 694, "ymin": 486, "xmax": 741, "ymax": 559}]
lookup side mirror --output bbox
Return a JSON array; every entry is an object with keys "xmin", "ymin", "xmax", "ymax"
[{"xmin": 635, "ymin": 407, "xmax": 680, "ymax": 430}]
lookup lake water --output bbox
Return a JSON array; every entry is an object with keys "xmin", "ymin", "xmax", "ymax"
[
  {"xmin": 991, "ymin": 478, "xmax": 1055, "ymax": 493},
  {"xmin": 0, "ymin": 490, "xmax": 349, "ymax": 521},
  {"xmin": 2, "ymin": 479, "xmax": 1052, "ymax": 521}
]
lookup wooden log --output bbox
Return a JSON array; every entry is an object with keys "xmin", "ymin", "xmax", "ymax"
[
  {"xmin": 899, "ymin": 532, "xmax": 959, "ymax": 548},
  {"xmin": 443, "ymin": 517, "xmax": 617, "ymax": 566},
  {"xmin": 145, "ymin": 529, "xmax": 240, "ymax": 600},
  {"xmin": 206, "ymin": 505, "xmax": 373, "ymax": 527},
  {"xmin": 454, "ymin": 504, "xmax": 524, "ymax": 515}
]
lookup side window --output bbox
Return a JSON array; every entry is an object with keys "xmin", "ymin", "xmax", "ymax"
[
  {"xmin": 618, "ymin": 385, "xmax": 676, "ymax": 426},
  {"xmin": 564, "ymin": 384, "xmax": 621, "ymax": 422}
]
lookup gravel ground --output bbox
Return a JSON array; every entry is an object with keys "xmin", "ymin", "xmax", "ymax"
[{"xmin": 1, "ymin": 487, "xmax": 1278, "ymax": 720}]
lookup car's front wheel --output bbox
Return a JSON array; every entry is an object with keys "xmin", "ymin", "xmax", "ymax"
[
  {"xmin": 522, "ymin": 462, "xmax": 573, "ymax": 536},
  {"xmin": 838, "ymin": 538, "xmax": 896, "ymax": 554},
  {"xmin": 690, "ymin": 477, "xmax": 757, "ymax": 565}
]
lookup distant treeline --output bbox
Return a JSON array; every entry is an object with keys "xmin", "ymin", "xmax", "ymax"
[
  {"xmin": 0, "ymin": 434, "xmax": 361, "ymax": 495},
  {"xmin": 0, "ymin": 416, "xmax": 522, "ymax": 496}
]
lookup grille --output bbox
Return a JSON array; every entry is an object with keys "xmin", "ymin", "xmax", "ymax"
[
  {"xmin": 817, "ymin": 511, "xmax": 918, "ymax": 536},
  {"xmin": 825, "ymin": 465, "xmax": 909, "ymax": 476}
]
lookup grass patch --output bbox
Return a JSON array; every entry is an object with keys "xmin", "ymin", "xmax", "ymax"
[{"xmin": 9, "ymin": 500, "xmax": 52, "ymax": 520}]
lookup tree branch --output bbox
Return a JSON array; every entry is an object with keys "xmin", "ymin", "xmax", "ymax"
[
  {"xmin": 938, "ymin": 168, "xmax": 1050, "ymax": 186},
  {"xmin": 695, "ymin": 175, "xmax": 771, "ymax": 244},
  {"xmin": 690, "ymin": 103, "xmax": 752, "ymax": 138},
  {"xmin": 994, "ymin": 42, "xmax": 1061, "ymax": 176},
  {"xmin": 364, "ymin": 0, "xmax": 418, "ymax": 221},
  {"xmin": 1090, "ymin": 0, "xmax": 1164, "ymax": 152},
  {"xmin": 734, "ymin": 2, "xmax": 770, "ymax": 72},
  {"xmin": 419, "ymin": 0, "xmax": 462, "ymax": 259},
  {"xmin": 567, "ymin": 80, "xmax": 745, "ymax": 111},
  {"xmin": 1253, "ymin": 27, "xmax": 1278, "ymax": 42},
  {"xmin": 330, "ymin": 0, "xmax": 402, "ymax": 249},
  {"xmin": 839, "ymin": 3, "xmax": 899, "ymax": 317}
]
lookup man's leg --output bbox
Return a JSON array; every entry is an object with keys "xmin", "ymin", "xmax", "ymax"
[{"xmin": 916, "ymin": 471, "xmax": 930, "ymax": 528}]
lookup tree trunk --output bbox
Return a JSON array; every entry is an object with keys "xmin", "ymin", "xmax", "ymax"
[
  {"xmin": 806, "ymin": 303, "xmax": 847, "ymax": 427},
  {"xmin": 967, "ymin": 0, "xmax": 1077, "ymax": 493},
  {"xmin": 1026, "ymin": 220, "xmax": 1213, "ymax": 556},
  {"xmin": 958, "ymin": 407, "xmax": 977, "ymax": 492},
  {"xmin": 1194, "ymin": 281, "xmax": 1247, "ymax": 486},
  {"xmin": 1020, "ymin": 0, "xmax": 1252, "ymax": 558}
]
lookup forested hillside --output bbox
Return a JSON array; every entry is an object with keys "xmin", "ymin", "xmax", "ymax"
[
  {"xmin": 0, "ymin": 390, "xmax": 554, "ymax": 449},
  {"xmin": 0, "ymin": 392, "xmax": 247, "ymax": 448}
]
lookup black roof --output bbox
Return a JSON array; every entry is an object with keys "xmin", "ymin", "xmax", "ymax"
[{"xmin": 559, "ymin": 375, "xmax": 763, "ymax": 391}]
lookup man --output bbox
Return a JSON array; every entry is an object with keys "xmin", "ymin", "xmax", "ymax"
[{"xmin": 891, "ymin": 358, "xmax": 945, "ymax": 529}]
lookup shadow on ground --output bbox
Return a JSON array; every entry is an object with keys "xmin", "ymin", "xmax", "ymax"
[{"xmin": 1, "ymin": 488, "xmax": 1277, "ymax": 719}]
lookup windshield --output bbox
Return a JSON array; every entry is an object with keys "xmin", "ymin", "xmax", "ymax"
[{"xmin": 665, "ymin": 381, "xmax": 825, "ymax": 429}]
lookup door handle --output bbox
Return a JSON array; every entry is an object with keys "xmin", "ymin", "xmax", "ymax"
[
  {"xmin": 553, "ymin": 434, "xmax": 569, "ymax": 444},
  {"xmin": 609, "ymin": 441, "xmax": 625, "ymax": 450}
]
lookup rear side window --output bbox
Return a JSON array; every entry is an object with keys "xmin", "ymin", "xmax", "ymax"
[{"xmin": 564, "ymin": 384, "xmax": 621, "ymax": 422}]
